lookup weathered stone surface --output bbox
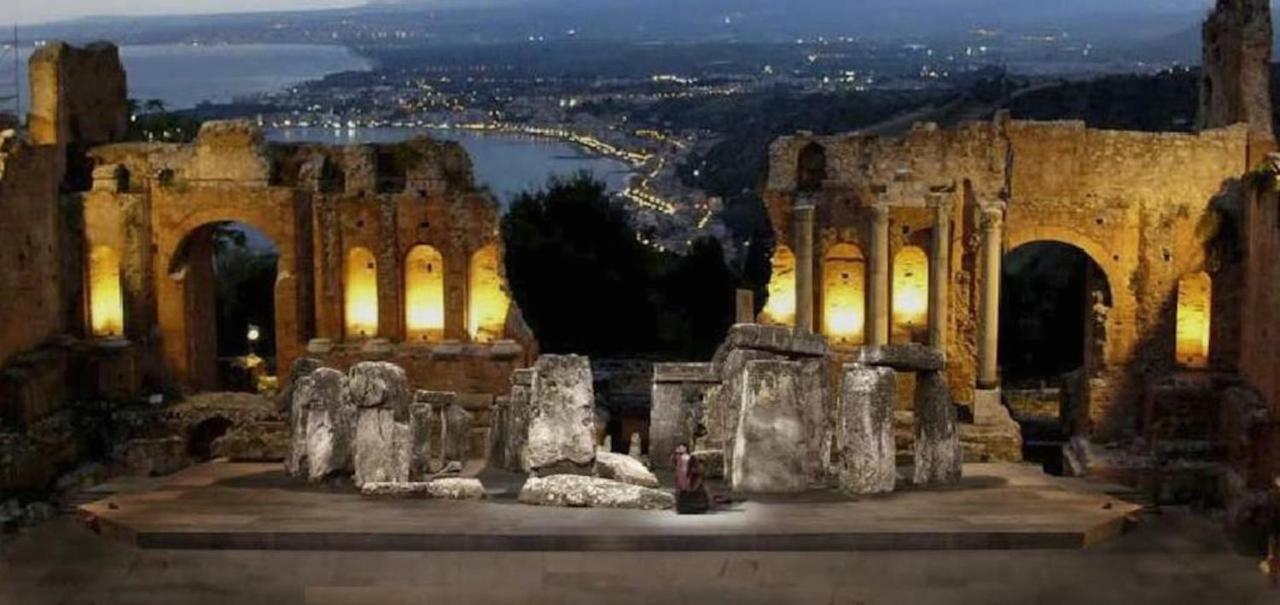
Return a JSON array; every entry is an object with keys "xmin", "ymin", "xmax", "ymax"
[
  {"xmin": 212, "ymin": 421, "xmax": 288, "ymax": 462},
  {"xmin": 594, "ymin": 451, "xmax": 660, "ymax": 488},
  {"xmin": 518, "ymin": 475, "xmax": 674, "ymax": 510},
  {"xmin": 302, "ymin": 368, "xmax": 354, "ymax": 481},
  {"xmin": 712, "ymin": 325, "xmax": 829, "ymax": 366},
  {"xmin": 858, "ymin": 344, "xmax": 945, "ymax": 372},
  {"xmin": 345, "ymin": 362, "xmax": 412, "ymax": 420},
  {"xmin": 425, "ymin": 478, "xmax": 487, "ymax": 500},
  {"xmin": 524, "ymin": 355, "xmax": 596, "ymax": 476},
  {"xmin": 353, "ymin": 408, "xmax": 411, "ymax": 488},
  {"xmin": 913, "ymin": 371, "xmax": 962, "ymax": 486},
  {"xmin": 360, "ymin": 478, "xmax": 486, "ymax": 500},
  {"xmin": 442, "ymin": 403, "xmax": 473, "ymax": 463},
  {"xmin": 839, "ymin": 364, "xmax": 898, "ymax": 495},
  {"xmin": 691, "ymin": 449, "xmax": 725, "ymax": 479},
  {"xmin": 731, "ymin": 360, "xmax": 808, "ymax": 494},
  {"xmin": 796, "ymin": 357, "xmax": 831, "ymax": 483},
  {"xmin": 409, "ymin": 401, "xmax": 434, "ymax": 480},
  {"xmin": 711, "ymin": 348, "xmax": 781, "ymax": 476},
  {"xmin": 120, "ymin": 437, "xmax": 187, "ymax": 477},
  {"xmin": 360, "ymin": 482, "xmax": 432, "ymax": 498},
  {"xmin": 278, "ymin": 356, "xmax": 323, "ymax": 414}
]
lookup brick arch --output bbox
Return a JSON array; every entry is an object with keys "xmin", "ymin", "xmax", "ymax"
[
  {"xmin": 154, "ymin": 199, "xmax": 304, "ymax": 392},
  {"xmin": 1005, "ymin": 227, "xmax": 1120, "ymax": 293}
]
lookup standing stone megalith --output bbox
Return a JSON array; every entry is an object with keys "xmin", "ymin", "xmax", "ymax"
[
  {"xmin": 731, "ymin": 359, "xmax": 807, "ymax": 494},
  {"xmin": 443, "ymin": 402, "xmax": 474, "ymax": 465},
  {"xmin": 839, "ymin": 364, "xmax": 898, "ymax": 495},
  {"xmin": 524, "ymin": 355, "xmax": 597, "ymax": 476},
  {"xmin": 409, "ymin": 399, "xmax": 434, "ymax": 481},
  {"xmin": 913, "ymin": 370, "xmax": 962, "ymax": 486},
  {"xmin": 348, "ymin": 362, "xmax": 412, "ymax": 487},
  {"xmin": 301, "ymin": 368, "xmax": 354, "ymax": 481}
]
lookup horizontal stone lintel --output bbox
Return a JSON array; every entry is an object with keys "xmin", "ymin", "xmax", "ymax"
[{"xmin": 652, "ymin": 363, "xmax": 718, "ymax": 384}]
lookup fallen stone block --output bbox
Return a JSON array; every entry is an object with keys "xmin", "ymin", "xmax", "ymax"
[
  {"xmin": 839, "ymin": 364, "xmax": 897, "ymax": 495},
  {"xmin": 213, "ymin": 421, "xmax": 288, "ymax": 462},
  {"xmin": 518, "ymin": 475, "xmax": 674, "ymax": 510},
  {"xmin": 425, "ymin": 478, "xmax": 487, "ymax": 500},
  {"xmin": 594, "ymin": 451, "xmax": 660, "ymax": 488},
  {"xmin": 360, "ymin": 478, "xmax": 487, "ymax": 500},
  {"xmin": 858, "ymin": 344, "xmax": 945, "ymax": 372}
]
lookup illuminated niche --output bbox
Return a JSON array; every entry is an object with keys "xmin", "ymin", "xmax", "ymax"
[
  {"xmin": 761, "ymin": 245, "xmax": 796, "ymax": 326},
  {"xmin": 1175, "ymin": 271, "xmax": 1211, "ymax": 368},
  {"xmin": 468, "ymin": 244, "xmax": 509, "ymax": 343},
  {"xmin": 823, "ymin": 243, "xmax": 865, "ymax": 346},
  {"xmin": 89, "ymin": 245, "xmax": 125, "ymax": 338},
  {"xmin": 891, "ymin": 245, "xmax": 929, "ymax": 341},
  {"xmin": 345, "ymin": 247, "xmax": 379, "ymax": 339},
  {"xmin": 404, "ymin": 245, "xmax": 445, "ymax": 342}
]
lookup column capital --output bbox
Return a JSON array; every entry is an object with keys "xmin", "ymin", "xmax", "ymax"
[
  {"xmin": 870, "ymin": 202, "xmax": 891, "ymax": 221},
  {"xmin": 980, "ymin": 203, "xmax": 1005, "ymax": 230}
]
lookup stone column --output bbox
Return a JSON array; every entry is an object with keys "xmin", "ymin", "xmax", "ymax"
[
  {"xmin": 794, "ymin": 202, "xmax": 816, "ymax": 334},
  {"xmin": 867, "ymin": 203, "xmax": 891, "ymax": 347},
  {"xmin": 928, "ymin": 196, "xmax": 951, "ymax": 351},
  {"xmin": 735, "ymin": 289, "xmax": 755, "ymax": 324},
  {"xmin": 977, "ymin": 205, "xmax": 1004, "ymax": 388}
]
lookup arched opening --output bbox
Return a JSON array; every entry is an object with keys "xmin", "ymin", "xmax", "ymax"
[
  {"xmin": 796, "ymin": 142, "xmax": 827, "ymax": 193},
  {"xmin": 169, "ymin": 222, "xmax": 280, "ymax": 392},
  {"xmin": 468, "ymin": 244, "xmax": 509, "ymax": 343},
  {"xmin": 1000, "ymin": 241, "xmax": 1111, "ymax": 473},
  {"xmin": 345, "ymin": 247, "xmax": 379, "ymax": 339},
  {"xmin": 761, "ymin": 245, "xmax": 796, "ymax": 326},
  {"xmin": 187, "ymin": 416, "xmax": 234, "ymax": 462},
  {"xmin": 823, "ymin": 243, "xmax": 866, "ymax": 347},
  {"xmin": 88, "ymin": 245, "xmax": 125, "ymax": 338},
  {"xmin": 1175, "ymin": 271, "xmax": 1212, "ymax": 369},
  {"xmin": 891, "ymin": 245, "xmax": 929, "ymax": 343},
  {"xmin": 404, "ymin": 244, "xmax": 446, "ymax": 343}
]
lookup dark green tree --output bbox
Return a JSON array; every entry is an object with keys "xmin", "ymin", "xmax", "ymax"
[{"xmin": 501, "ymin": 173, "xmax": 660, "ymax": 356}]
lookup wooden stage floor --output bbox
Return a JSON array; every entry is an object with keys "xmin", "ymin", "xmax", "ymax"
[{"xmin": 78, "ymin": 461, "xmax": 1142, "ymax": 552}]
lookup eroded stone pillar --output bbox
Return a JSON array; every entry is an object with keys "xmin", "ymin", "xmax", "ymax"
[
  {"xmin": 868, "ymin": 204, "xmax": 891, "ymax": 347},
  {"xmin": 928, "ymin": 197, "xmax": 951, "ymax": 351},
  {"xmin": 794, "ymin": 202, "xmax": 816, "ymax": 334},
  {"xmin": 977, "ymin": 205, "xmax": 1004, "ymax": 389}
]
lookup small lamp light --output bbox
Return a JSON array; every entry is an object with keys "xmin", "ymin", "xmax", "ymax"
[{"xmin": 247, "ymin": 324, "xmax": 261, "ymax": 357}]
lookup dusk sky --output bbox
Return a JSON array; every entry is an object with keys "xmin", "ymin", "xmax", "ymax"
[{"xmin": 9, "ymin": 0, "xmax": 1227, "ymax": 25}]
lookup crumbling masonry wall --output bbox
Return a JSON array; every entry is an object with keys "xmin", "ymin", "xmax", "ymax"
[
  {"xmin": 85, "ymin": 121, "xmax": 535, "ymax": 398},
  {"xmin": 765, "ymin": 118, "xmax": 1251, "ymax": 441}
]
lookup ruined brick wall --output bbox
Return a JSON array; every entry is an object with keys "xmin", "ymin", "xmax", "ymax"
[
  {"xmin": 1200, "ymin": 0, "xmax": 1274, "ymax": 142},
  {"xmin": 1240, "ymin": 166, "xmax": 1280, "ymax": 414},
  {"xmin": 765, "ymin": 117, "xmax": 1250, "ymax": 441},
  {"xmin": 0, "ymin": 136, "xmax": 67, "ymax": 368},
  {"xmin": 27, "ymin": 42, "xmax": 128, "ymax": 148},
  {"xmin": 83, "ymin": 121, "xmax": 533, "ymax": 398}
]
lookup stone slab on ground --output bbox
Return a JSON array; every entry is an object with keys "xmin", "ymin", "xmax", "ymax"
[
  {"xmin": 360, "ymin": 478, "xmax": 486, "ymax": 500},
  {"xmin": 518, "ymin": 475, "xmax": 674, "ymax": 510},
  {"xmin": 594, "ymin": 452, "xmax": 660, "ymax": 488}
]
